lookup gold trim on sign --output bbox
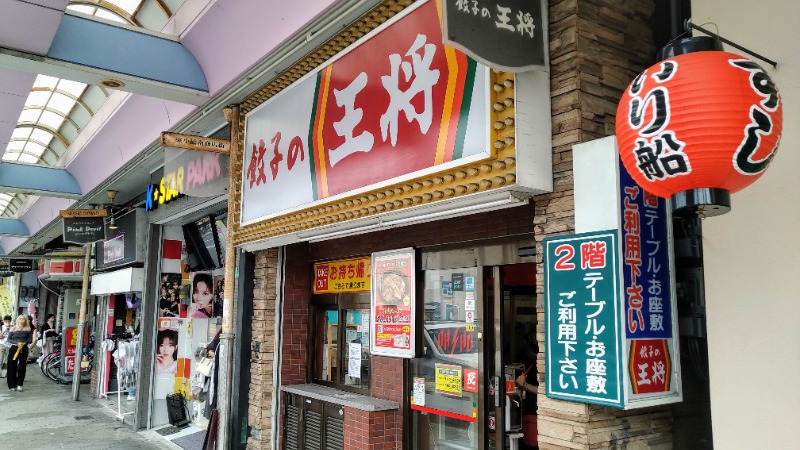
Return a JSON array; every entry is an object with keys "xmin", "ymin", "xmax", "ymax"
[{"xmin": 231, "ymin": 0, "xmax": 518, "ymax": 246}]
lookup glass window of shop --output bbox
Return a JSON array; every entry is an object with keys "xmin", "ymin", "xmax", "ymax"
[
  {"xmin": 410, "ymin": 253, "xmax": 538, "ymax": 450},
  {"xmin": 311, "ymin": 293, "xmax": 371, "ymax": 393},
  {"xmin": 411, "ymin": 267, "xmax": 481, "ymax": 449}
]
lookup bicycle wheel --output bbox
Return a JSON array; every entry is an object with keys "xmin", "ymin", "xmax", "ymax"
[
  {"xmin": 40, "ymin": 351, "xmax": 60, "ymax": 377},
  {"xmin": 44, "ymin": 356, "xmax": 62, "ymax": 382}
]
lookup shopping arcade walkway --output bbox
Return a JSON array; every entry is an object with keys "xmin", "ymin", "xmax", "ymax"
[{"xmin": 0, "ymin": 365, "xmax": 176, "ymax": 449}]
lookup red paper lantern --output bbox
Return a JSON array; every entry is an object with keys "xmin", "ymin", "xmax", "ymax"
[{"xmin": 616, "ymin": 46, "xmax": 782, "ymax": 212}]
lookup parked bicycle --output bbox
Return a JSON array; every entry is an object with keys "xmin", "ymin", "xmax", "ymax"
[{"xmin": 40, "ymin": 334, "xmax": 94, "ymax": 384}]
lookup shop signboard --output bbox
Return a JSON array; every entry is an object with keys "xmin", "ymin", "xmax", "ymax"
[
  {"xmin": 96, "ymin": 209, "xmax": 147, "ymax": 271},
  {"xmin": 62, "ymin": 326, "xmax": 89, "ymax": 374},
  {"xmin": 544, "ymin": 231, "xmax": 624, "ymax": 408},
  {"xmin": 103, "ymin": 235, "xmax": 125, "ymax": 263},
  {"xmin": 241, "ymin": 0, "xmax": 490, "ymax": 224},
  {"xmin": 146, "ymin": 147, "xmax": 229, "ymax": 211},
  {"xmin": 9, "ymin": 259, "xmax": 33, "ymax": 273},
  {"xmin": 313, "ymin": 257, "xmax": 372, "ymax": 294},
  {"xmin": 61, "ymin": 209, "xmax": 107, "ymax": 245},
  {"xmin": 370, "ymin": 248, "xmax": 415, "ymax": 358},
  {"xmin": 562, "ymin": 136, "xmax": 683, "ymax": 409},
  {"xmin": 441, "ymin": 0, "xmax": 547, "ymax": 72},
  {"xmin": 619, "ymin": 162, "xmax": 679, "ymax": 404}
]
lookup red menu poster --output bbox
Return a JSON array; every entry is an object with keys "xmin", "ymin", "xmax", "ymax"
[{"xmin": 370, "ymin": 248, "xmax": 415, "ymax": 358}]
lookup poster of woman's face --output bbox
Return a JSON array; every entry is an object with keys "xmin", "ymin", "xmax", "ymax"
[
  {"xmin": 158, "ymin": 273, "xmax": 183, "ymax": 318},
  {"xmin": 189, "ymin": 272, "xmax": 214, "ymax": 319},
  {"xmin": 212, "ymin": 275, "xmax": 224, "ymax": 318},
  {"xmin": 155, "ymin": 328, "xmax": 179, "ymax": 374}
]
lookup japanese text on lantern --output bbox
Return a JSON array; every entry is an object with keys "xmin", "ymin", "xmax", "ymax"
[
  {"xmin": 313, "ymin": 257, "xmax": 372, "ymax": 294},
  {"xmin": 453, "ymin": 0, "xmax": 536, "ymax": 38},
  {"xmin": 626, "ymin": 61, "xmax": 692, "ymax": 182},
  {"xmin": 546, "ymin": 232, "xmax": 623, "ymax": 407}
]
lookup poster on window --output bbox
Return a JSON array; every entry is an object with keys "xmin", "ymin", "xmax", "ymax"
[
  {"xmin": 153, "ymin": 318, "xmax": 193, "ymax": 400},
  {"xmin": 158, "ymin": 273, "xmax": 183, "ymax": 318},
  {"xmin": 188, "ymin": 272, "xmax": 214, "ymax": 319},
  {"xmin": 370, "ymin": 248, "xmax": 415, "ymax": 358}
]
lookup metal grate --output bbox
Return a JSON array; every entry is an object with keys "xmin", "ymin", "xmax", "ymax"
[
  {"xmin": 304, "ymin": 410, "xmax": 323, "ymax": 450},
  {"xmin": 325, "ymin": 416, "xmax": 344, "ymax": 450},
  {"xmin": 74, "ymin": 415, "xmax": 93, "ymax": 420},
  {"xmin": 284, "ymin": 405, "xmax": 299, "ymax": 450}
]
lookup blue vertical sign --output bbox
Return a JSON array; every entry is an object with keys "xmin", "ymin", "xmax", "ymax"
[
  {"xmin": 545, "ymin": 231, "xmax": 623, "ymax": 408},
  {"xmin": 619, "ymin": 162, "xmax": 673, "ymax": 339}
]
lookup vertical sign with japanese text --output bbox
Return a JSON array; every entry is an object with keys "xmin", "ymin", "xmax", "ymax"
[
  {"xmin": 619, "ymin": 164, "xmax": 679, "ymax": 401},
  {"xmin": 571, "ymin": 136, "xmax": 682, "ymax": 409},
  {"xmin": 545, "ymin": 231, "xmax": 623, "ymax": 408},
  {"xmin": 371, "ymin": 248, "xmax": 415, "ymax": 358},
  {"xmin": 242, "ymin": 0, "xmax": 489, "ymax": 224}
]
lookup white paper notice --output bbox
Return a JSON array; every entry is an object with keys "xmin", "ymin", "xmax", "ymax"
[
  {"xmin": 348, "ymin": 342, "xmax": 362, "ymax": 379},
  {"xmin": 413, "ymin": 377, "xmax": 426, "ymax": 406}
]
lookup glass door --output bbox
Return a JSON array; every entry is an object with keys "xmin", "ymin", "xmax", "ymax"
[
  {"xmin": 412, "ymin": 244, "xmax": 537, "ymax": 450},
  {"xmin": 486, "ymin": 264, "xmax": 538, "ymax": 450},
  {"xmin": 412, "ymin": 267, "xmax": 482, "ymax": 449}
]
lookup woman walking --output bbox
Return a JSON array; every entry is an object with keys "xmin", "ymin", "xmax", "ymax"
[{"xmin": 6, "ymin": 315, "xmax": 33, "ymax": 391}]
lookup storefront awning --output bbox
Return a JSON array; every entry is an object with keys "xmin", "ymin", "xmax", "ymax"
[{"xmin": 90, "ymin": 267, "xmax": 144, "ymax": 295}]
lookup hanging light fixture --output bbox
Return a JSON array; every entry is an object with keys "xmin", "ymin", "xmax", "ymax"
[
  {"xmin": 107, "ymin": 190, "xmax": 118, "ymax": 230},
  {"xmin": 108, "ymin": 213, "xmax": 118, "ymax": 230}
]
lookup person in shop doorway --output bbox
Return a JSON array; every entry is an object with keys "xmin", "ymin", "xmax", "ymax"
[
  {"xmin": 189, "ymin": 273, "xmax": 214, "ymax": 319},
  {"xmin": 0, "ymin": 315, "xmax": 12, "ymax": 377},
  {"xmin": 6, "ymin": 315, "xmax": 33, "ymax": 391},
  {"xmin": 38, "ymin": 314, "xmax": 58, "ymax": 361},
  {"xmin": 514, "ymin": 330, "xmax": 539, "ymax": 450},
  {"xmin": 201, "ymin": 328, "xmax": 222, "ymax": 449},
  {"xmin": 155, "ymin": 329, "xmax": 179, "ymax": 374}
]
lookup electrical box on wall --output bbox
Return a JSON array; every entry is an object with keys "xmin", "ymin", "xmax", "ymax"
[{"xmin": 61, "ymin": 289, "xmax": 81, "ymax": 329}]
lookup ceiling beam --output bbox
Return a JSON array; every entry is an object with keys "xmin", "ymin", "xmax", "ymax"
[
  {"xmin": 0, "ymin": 12, "xmax": 209, "ymax": 105},
  {"xmin": 0, "ymin": 217, "xmax": 29, "ymax": 237},
  {"xmin": 0, "ymin": 161, "xmax": 82, "ymax": 199}
]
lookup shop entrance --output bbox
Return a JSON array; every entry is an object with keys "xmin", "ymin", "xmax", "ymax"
[{"xmin": 412, "ymin": 242, "xmax": 537, "ymax": 450}]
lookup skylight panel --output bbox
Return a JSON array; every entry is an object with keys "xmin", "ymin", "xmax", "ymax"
[
  {"xmin": 57, "ymin": 79, "xmax": 87, "ymax": 98},
  {"xmin": 49, "ymin": 93, "xmax": 77, "ymax": 115},
  {"xmin": 18, "ymin": 109, "xmax": 41, "ymax": 123},
  {"xmin": 33, "ymin": 75, "xmax": 58, "ymax": 90}
]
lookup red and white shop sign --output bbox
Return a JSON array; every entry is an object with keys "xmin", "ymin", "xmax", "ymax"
[
  {"xmin": 241, "ymin": 0, "xmax": 488, "ymax": 224},
  {"xmin": 370, "ymin": 248, "xmax": 415, "ymax": 358},
  {"xmin": 628, "ymin": 339, "xmax": 671, "ymax": 394},
  {"xmin": 463, "ymin": 368, "xmax": 479, "ymax": 393},
  {"xmin": 40, "ymin": 259, "xmax": 82, "ymax": 277},
  {"xmin": 64, "ymin": 355, "xmax": 89, "ymax": 374}
]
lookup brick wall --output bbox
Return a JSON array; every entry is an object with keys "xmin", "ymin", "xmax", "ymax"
[
  {"xmin": 280, "ymin": 244, "xmax": 311, "ymax": 386},
  {"xmin": 247, "ymin": 248, "xmax": 280, "ymax": 449},
  {"xmin": 344, "ymin": 408, "xmax": 400, "ymax": 450},
  {"xmin": 534, "ymin": 0, "xmax": 673, "ymax": 449}
]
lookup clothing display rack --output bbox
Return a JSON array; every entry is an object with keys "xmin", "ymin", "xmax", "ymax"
[{"xmin": 100, "ymin": 335, "xmax": 139, "ymax": 422}]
